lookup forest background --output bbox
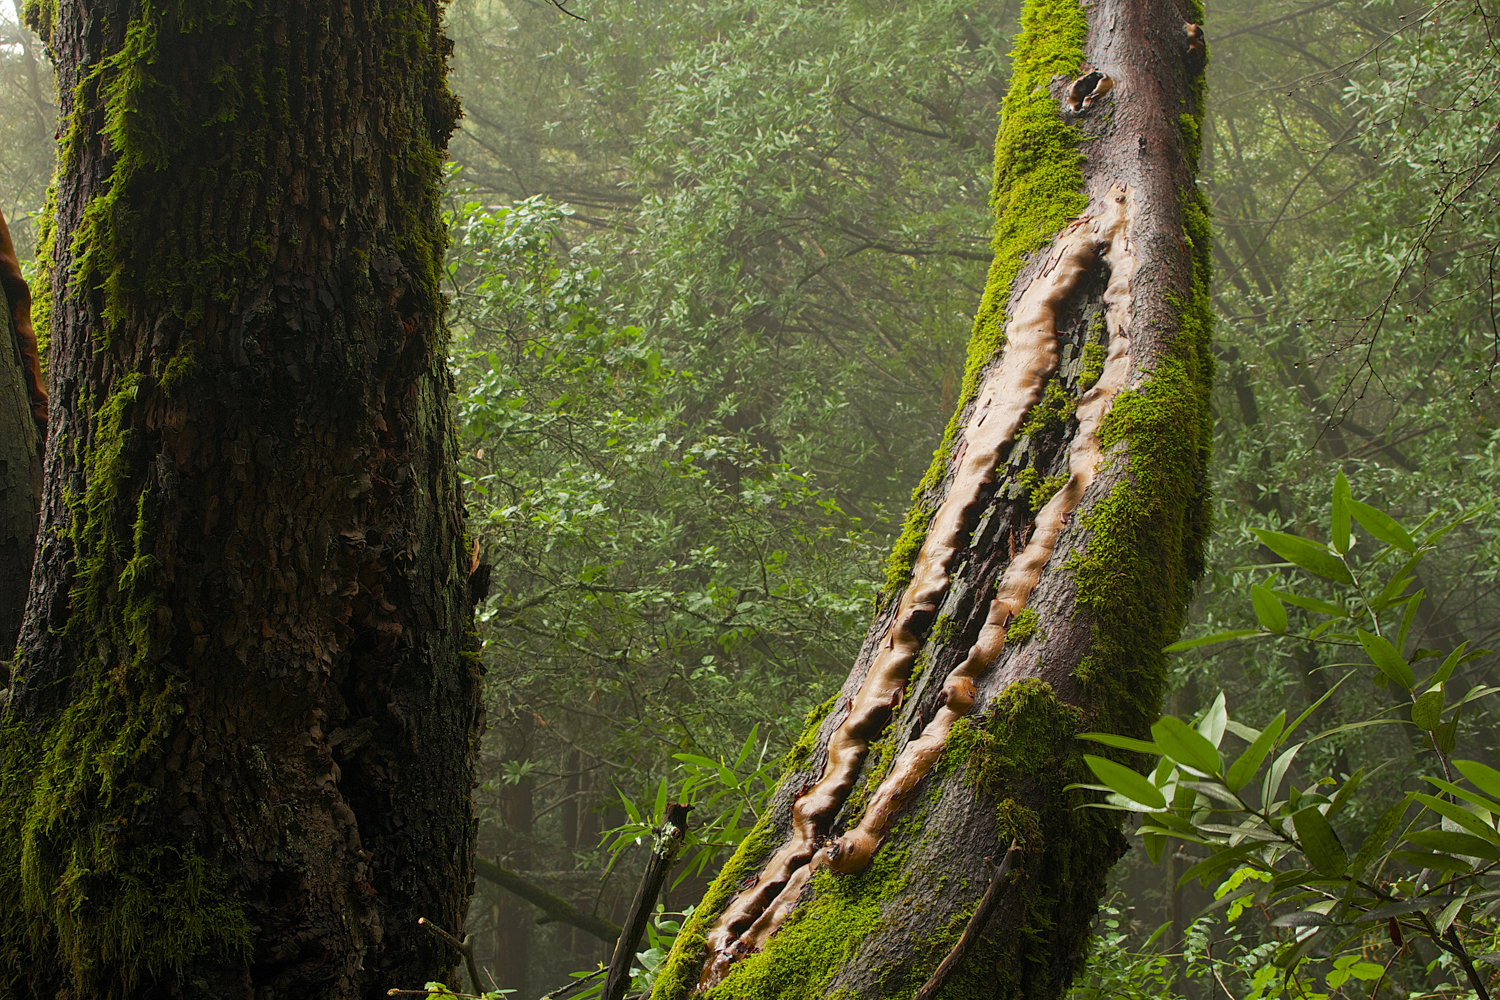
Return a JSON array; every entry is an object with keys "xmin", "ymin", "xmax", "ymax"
[{"xmin": 5, "ymin": 0, "xmax": 1500, "ymax": 996}]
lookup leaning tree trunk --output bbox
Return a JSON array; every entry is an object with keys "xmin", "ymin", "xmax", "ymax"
[
  {"xmin": 652, "ymin": 0, "xmax": 1212, "ymax": 997},
  {"xmin": 0, "ymin": 2, "xmax": 480, "ymax": 998}
]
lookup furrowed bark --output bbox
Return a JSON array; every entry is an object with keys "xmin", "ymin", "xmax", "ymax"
[
  {"xmin": 0, "ymin": 2, "xmax": 480, "ymax": 998},
  {"xmin": 653, "ymin": 0, "xmax": 1213, "ymax": 996}
]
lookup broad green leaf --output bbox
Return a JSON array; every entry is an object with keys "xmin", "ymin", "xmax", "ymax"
[
  {"xmin": 1199, "ymin": 692, "xmax": 1228, "ymax": 747},
  {"xmin": 1331, "ymin": 471, "xmax": 1351, "ymax": 554},
  {"xmin": 1393, "ymin": 850, "xmax": 1473, "ymax": 872},
  {"xmin": 1424, "ymin": 775, "xmax": 1500, "ymax": 816},
  {"xmin": 1264, "ymin": 743, "xmax": 1302, "ymax": 806},
  {"xmin": 1144, "ymin": 832, "xmax": 1165, "ymax": 864},
  {"xmin": 1373, "ymin": 572, "xmax": 1416, "ymax": 611},
  {"xmin": 653, "ymin": 778, "xmax": 668, "ymax": 824},
  {"xmin": 1293, "ymin": 806, "xmax": 1348, "ymax": 876},
  {"xmin": 1251, "ymin": 585, "xmax": 1288, "ymax": 634},
  {"xmin": 1164, "ymin": 629, "xmax": 1261, "ymax": 652},
  {"xmin": 674, "ymin": 753, "xmax": 721, "ymax": 769},
  {"xmin": 1348, "ymin": 499, "xmax": 1415, "ymax": 552},
  {"xmin": 1456, "ymin": 760, "xmax": 1500, "ymax": 803},
  {"xmin": 1437, "ymin": 889, "xmax": 1471, "ymax": 932},
  {"xmin": 1253, "ymin": 528, "xmax": 1355, "ymax": 584},
  {"xmin": 1403, "ymin": 829, "xmax": 1500, "ymax": 861},
  {"xmin": 1271, "ymin": 910, "xmax": 1332, "ymax": 928},
  {"xmin": 1269, "ymin": 588, "xmax": 1347, "ymax": 617},
  {"xmin": 1411, "ymin": 793, "xmax": 1500, "ymax": 846},
  {"xmin": 1227, "ymin": 711, "xmax": 1285, "ymax": 793},
  {"xmin": 1436, "ymin": 706, "xmax": 1463, "ymax": 754},
  {"xmin": 1078, "ymin": 733, "xmax": 1164, "ymax": 757},
  {"xmin": 1084, "ymin": 755, "xmax": 1166, "ymax": 810},
  {"xmin": 1411, "ymin": 689, "xmax": 1444, "ymax": 730},
  {"xmin": 1357, "ymin": 630, "xmax": 1415, "ymax": 690},
  {"xmin": 1153, "ymin": 716, "xmax": 1222, "ymax": 776}
]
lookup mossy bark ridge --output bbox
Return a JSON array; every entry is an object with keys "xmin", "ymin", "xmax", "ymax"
[
  {"xmin": 0, "ymin": 1, "xmax": 479, "ymax": 998},
  {"xmin": 653, "ymin": 0, "xmax": 1212, "ymax": 996}
]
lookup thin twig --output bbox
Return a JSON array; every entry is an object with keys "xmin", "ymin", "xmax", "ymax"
[
  {"xmin": 911, "ymin": 841, "xmax": 1022, "ymax": 1000},
  {"xmin": 540, "ymin": 966, "xmax": 609, "ymax": 1000},
  {"xmin": 420, "ymin": 918, "xmax": 484, "ymax": 998},
  {"xmin": 603, "ymin": 803, "xmax": 692, "ymax": 1000}
]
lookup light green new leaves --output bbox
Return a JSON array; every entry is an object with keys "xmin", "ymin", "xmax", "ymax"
[{"xmin": 1250, "ymin": 584, "xmax": 1288, "ymax": 634}]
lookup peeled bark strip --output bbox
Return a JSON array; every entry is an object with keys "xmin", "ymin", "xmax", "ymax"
[
  {"xmin": 654, "ymin": 0, "xmax": 1214, "ymax": 996},
  {"xmin": 0, "ymin": 2, "xmax": 480, "ymax": 998}
]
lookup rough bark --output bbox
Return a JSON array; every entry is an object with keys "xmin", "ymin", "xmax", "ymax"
[
  {"xmin": 0, "ymin": 214, "xmax": 43, "ymax": 659},
  {"xmin": 0, "ymin": 2, "xmax": 480, "ymax": 998},
  {"xmin": 652, "ymin": 0, "xmax": 1213, "ymax": 997}
]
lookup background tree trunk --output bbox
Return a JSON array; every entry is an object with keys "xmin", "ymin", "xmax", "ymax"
[
  {"xmin": 652, "ymin": 0, "xmax": 1213, "ymax": 996},
  {"xmin": 0, "ymin": 210, "xmax": 42, "ymax": 660},
  {"xmin": 0, "ymin": 1, "xmax": 480, "ymax": 998}
]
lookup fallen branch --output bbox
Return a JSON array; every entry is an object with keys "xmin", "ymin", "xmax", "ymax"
[
  {"xmin": 911, "ymin": 841, "xmax": 1022, "ymax": 1000},
  {"xmin": 474, "ymin": 857, "xmax": 622, "ymax": 944},
  {"xmin": 603, "ymin": 803, "xmax": 692, "ymax": 1000}
]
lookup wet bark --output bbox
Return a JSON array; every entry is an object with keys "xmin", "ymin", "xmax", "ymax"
[
  {"xmin": 0, "ymin": 2, "xmax": 480, "ymax": 998},
  {"xmin": 653, "ymin": 0, "xmax": 1213, "ymax": 997}
]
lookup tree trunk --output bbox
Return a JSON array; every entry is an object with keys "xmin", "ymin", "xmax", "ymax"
[
  {"xmin": 0, "ymin": 208, "xmax": 43, "ymax": 659},
  {"xmin": 652, "ymin": 0, "xmax": 1213, "ymax": 997},
  {"xmin": 0, "ymin": 2, "xmax": 480, "ymax": 998}
]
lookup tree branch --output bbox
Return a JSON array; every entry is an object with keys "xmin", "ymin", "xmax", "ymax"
[{"xmin": 473, "ymin": 857, "xmax": 623, "ymax": 944}]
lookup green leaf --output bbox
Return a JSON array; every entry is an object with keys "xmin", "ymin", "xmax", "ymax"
[
  {"xmin": 1326, "ymin": 768, "xmax": 1363, "ymax": 818},
  {"xmin": 1293, "ymin": 806, "xmax": 1348, "ymax": 876},
  {"xmin": 1077, "ymin": 733, "xmax": 1164, "ymax": 757},
  {"xmin": 1428, "ymin": 642, "xmax": 1470, "ymax": 688},
  {"xmin": 1199, "ymin": 692, "xmax": 1228, "ymax": 747},
  {"xmin": 1411, "ymin": 793, "xmax": 1500, "ymax": 846},
  {"xmin": 1084, "ymin": 755, "xmax": 1166, "ymax": 810},
  {"xmin": 1145, "ymin": 832, "xmax": 1165, "ymax": 864},
  {"xmin": 1437, "ymin": 889, "xmax": 1471, "ymax": 932},
  {"xmin": 1348, "ymin": 499, "xmax": 1415, "ymax": 552},
  {"xmin": 1269, "ymin": 589, "xmax": 1347, "ymax": 617},
  {"xmin": 1411, "ymin": 689, "xmax": 1444, "ymax": 730},
  {"xmin": 1332, "ymin": 471, "xmax": 1352, "ymax": 554},
  {"xmin": 674, "ymin": 753, "xmax": 721, "ymax": 769},
  {"xmin": 1264, "ymin": 743, "xmax": 1302, "ymax": 806},
  {"xmin": 1403, "ymin": 829, "xmax": 1500, "ymax": 862},
  {"xmin": 1252, "ymin": 529, "xmax": 1354, "ymax": 584},
  {"xmin": 1251, "ymin": 585, "xmax": 1288, "ymax": 634},
  {"xmin": 1424, "ymin": 775, "xmax": 1500, "ymax": 816},
  {"xmin": 1436, "ymin": 705, "xmax": 1463, "ymax": 753},
  {"xmin": 1456, "ymin": 760, "xmax": 1500, "ymax": 803},
  {"xmin": 1152, "ymin": 716, "xmax": 1223, "ymax": 777},
  {"xmin": 1227, "ymin": 711, "xmax": 1285, "ymax": 793},
  {"xmin": 1357, "ymin": 630, "xmax": 1415, "ymax": 690},
  {"xmin": 653, "ymin": 778, "xmax": 668, "ymax": 824},
  {"xmin": 1164, "ymin": 629, "xmax": 1261, "ymax": 652}
]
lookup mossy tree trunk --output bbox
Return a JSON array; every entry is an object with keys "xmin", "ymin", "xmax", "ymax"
[
  {"xmin": 653, "ymin": 0, "xmax": 1212, "ymax": 997},
  {"xmin": 0, "ymin": 2, "xmax": 481, "ymax": 998}
]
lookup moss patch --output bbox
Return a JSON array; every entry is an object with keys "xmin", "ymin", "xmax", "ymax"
[
  {"xmin": 1004, "ymin": 607, "xmax": 1042, "ymax": 646},
  {"xmin": 698, "ymin": 836, "xmax": 914, "ymax": 1000}
]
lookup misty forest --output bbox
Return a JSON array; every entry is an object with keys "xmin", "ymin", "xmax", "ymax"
[{"xmin": 3, "ymin": 0, "xmax": 1500, "ymax": 998}]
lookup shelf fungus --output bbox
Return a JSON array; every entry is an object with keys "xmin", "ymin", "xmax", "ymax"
[{"xmin": 697, "ymin": 183, "xmax": 1137, "ymax": 989}]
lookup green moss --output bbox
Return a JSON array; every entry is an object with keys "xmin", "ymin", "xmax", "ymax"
[
  {"xmin": 1005, "ymin": 607, "xmax": 1042, "ymax": 645},
  {"xmin": 1077, "ymin": 341, "xmax": 1106, "ymax": 392},
  {"xmin": 1065, "ymin": 173, "xmax": 1214, "ymax": 745},
  {"xmin": 650, "ymin": 815, "xmax": 780, "ymax": 1000},
  {"xmin": 1013, "ymin": 467, "xmax": 1068, "ymax": 515},
  {"xmin": 1018, "ymin": 380, "xmax": 1076, "ymax": 440},
  {"xmin": 699, "ymin": 835, "xmax": 913, "ymax": 1000},
  {"xmin": 786, "ymin": 692, "xmax": 840, "ymax": 772},
  {"xmin": 882, "ymin": 0, "xmax": 1089, "ymax": 596}
]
